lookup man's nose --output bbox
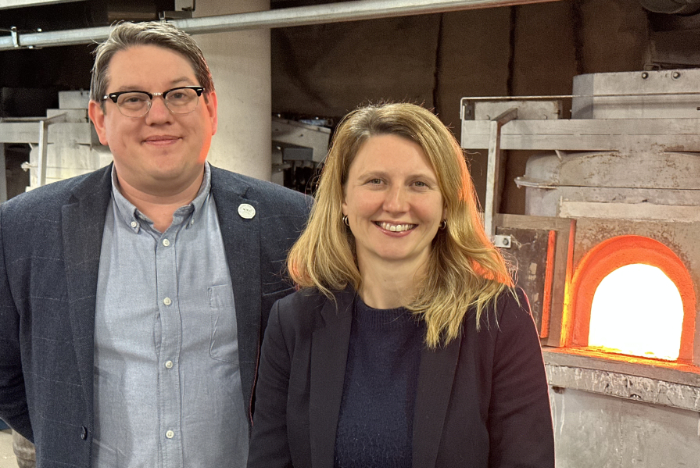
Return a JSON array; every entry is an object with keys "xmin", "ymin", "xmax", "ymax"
[{"xmin": 145, "ymin": 96, "xmax": 173, "ymax": 123}]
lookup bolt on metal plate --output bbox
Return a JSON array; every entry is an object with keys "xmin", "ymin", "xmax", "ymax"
[{"xmin": 494, "ymin": 235, "xmax": 512, "ymax": 249}]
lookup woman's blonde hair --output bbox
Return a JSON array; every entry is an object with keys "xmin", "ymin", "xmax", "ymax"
[{"xmin": 288, "ymin": 103, "xmax": 513, "ymax": 347}]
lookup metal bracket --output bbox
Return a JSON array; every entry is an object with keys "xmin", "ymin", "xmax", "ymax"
[
  {"xmin": 484, "ymin": 107, "xmax": 518, "ymax": 242},
  {"xmin": 10, "ymin": 27, "xmax": 19, "ymax": 48},
  {"xmin": 36, "ymin": 113, "xmax": 67, "ymax": 187},
  {"xmin": 6, "ymin": 26, "xmax": 42, "ymax": 49},
  {"xmin": 494, "ymin": 234, "xmax": 512, "ymax": 249},
  {"xmin": 460, "ymin": 98, "xmax": 475, "ymax": 121}
]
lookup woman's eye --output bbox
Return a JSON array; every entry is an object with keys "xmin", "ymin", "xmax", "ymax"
[
  {"xmin": 367, "ymin": 178, "xmax": 382, "ymax": 185},
  {"xmin": 413, "ymin": 180, "xmax": 429, "ymax": 188}
]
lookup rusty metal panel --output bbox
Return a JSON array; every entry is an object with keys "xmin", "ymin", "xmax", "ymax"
[
  {"xmin": 495, "ymin": 226, "xmax": 551, "ymax": 333},
  {"xmin": 496, "ymin": 214, "xmax": 573, "ymax": 347}
]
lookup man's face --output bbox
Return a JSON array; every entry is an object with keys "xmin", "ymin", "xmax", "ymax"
[{"xmin": 89, "ymin": 45, "xmax": 217, "ymax": 195}]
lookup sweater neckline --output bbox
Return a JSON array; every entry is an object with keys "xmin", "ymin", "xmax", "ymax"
[{"xmin": 354, "ymin": 296, "xmax": 418, "ymax": 330}]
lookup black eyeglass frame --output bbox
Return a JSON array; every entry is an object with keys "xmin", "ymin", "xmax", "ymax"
[{"xmin": 102, "ymin": 86, "xmax": 206, "ymax": 115}]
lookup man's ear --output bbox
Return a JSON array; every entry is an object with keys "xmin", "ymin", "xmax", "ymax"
[
  {"xmin": 205, "ymin": 90, "xmax": 218, "ymax": 136},
  {"xmin": 88, "ymin": 100, "xmax": 109, "ymax": 146}
]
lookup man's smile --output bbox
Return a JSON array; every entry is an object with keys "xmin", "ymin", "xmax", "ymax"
[{"xmin": 143, "ymin": 135, "xmax": 181, "ymax": 146}]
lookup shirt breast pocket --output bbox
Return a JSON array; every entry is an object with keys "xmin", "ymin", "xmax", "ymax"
[{"xmin": 208, "ymin": 284, "xmax": 238, "ymax": 363}]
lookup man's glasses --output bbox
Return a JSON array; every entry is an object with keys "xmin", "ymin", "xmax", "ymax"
[{"xmin": 102, "ymin": 86, "xmax": 205, "ymax": 118}]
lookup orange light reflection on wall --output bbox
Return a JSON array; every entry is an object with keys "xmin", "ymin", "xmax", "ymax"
[{"xmin": 588, "ymin": 264, "xmax": 683, "ymax": 361}]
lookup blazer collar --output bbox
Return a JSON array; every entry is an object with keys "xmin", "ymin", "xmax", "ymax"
[
  {"xmin": 310, "ymin": 287, "xmax": 356, "ymax": 468},
  {"xmin": 209, "ymin": 166, "xmax": 262, "ymax": 408},
  {"xmin": 62, "ymin": 164, "xmax": 113, "ymax": 417}
]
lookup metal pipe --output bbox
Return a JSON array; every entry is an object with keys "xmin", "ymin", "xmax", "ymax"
[{"xmin": 0, "ymin": 0, "xmax": 559, "ymax": 51}]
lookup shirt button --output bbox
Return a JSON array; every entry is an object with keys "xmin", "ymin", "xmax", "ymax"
[
  {"xmin": 130, "ymin": 221, "xmax": 138, "ymax": 229},
  {"xmin": 166, "ymin": 430, "xmax": 174, "ymax": 439},
  {"xmin": 165, "ymin": 360, "xmax": 173, "ymax": 369},
  {"xmin": 162, "ymin": 239, "xmax": 170, "ymax": 247},
  {"xmin": 80, "ymin": 426, "xmax": 88, "ymax": 440},
  {"xmin": 163, "ymin": 297, "xmax": 172, "ymax": 306}
]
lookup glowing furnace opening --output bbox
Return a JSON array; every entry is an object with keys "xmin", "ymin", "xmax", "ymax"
[{"xmin": 587, "ymin": 264, "xmax": 683, "ymax": 361}]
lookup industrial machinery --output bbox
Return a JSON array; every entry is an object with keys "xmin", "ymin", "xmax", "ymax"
[{"xmin": 461, "ymin": 69, "xmax": 700, "ymax": 467}]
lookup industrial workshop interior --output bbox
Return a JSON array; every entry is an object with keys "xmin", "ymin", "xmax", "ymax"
[{"xmin": 1, "ymin": 0, "xmax": 700, "ymax": 466}]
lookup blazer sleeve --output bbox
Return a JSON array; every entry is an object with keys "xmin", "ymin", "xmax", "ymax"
[
  {"xmin": 0, "ymin": 207, "xmax": 33, "ymax": 440},
  {"xmin": 248, "ymin": 299, "xmax": 294, "ymax": 468},
  {"xmin": 487, "ymin": 290, "xmax": 555, "ymax": 468}
]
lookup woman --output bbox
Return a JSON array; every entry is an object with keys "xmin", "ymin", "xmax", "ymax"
[{"xmin": 248, "ymin": 103, "xmax": 554, "ymax": 468}]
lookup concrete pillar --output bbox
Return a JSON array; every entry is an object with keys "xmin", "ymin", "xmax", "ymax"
[{"xmin": 193, "ymin": 0, "xmax": 271, "ymax": 181}]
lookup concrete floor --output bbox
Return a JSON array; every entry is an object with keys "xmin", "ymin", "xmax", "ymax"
[{"xmin": 0, "ymin": 430, "xmax": 18, "ymax": 468}]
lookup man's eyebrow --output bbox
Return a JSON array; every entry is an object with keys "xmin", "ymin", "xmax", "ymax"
[
  {"xmin": 111, "ymin": 77, "xmax": 198, "ymax": 93},
  {"xmin": 112, "ymin": 86, "xmax": 147, "ymax": 92}
]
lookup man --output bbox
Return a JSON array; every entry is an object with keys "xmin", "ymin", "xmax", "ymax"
[{"xmin": 0, "ymin": 22, "xmax": 310, "ymax": 467}]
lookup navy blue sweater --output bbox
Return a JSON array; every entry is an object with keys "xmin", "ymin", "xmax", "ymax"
[{"xmin": 333, "ymin": 298, "xmax": 425, "ymax": 468}]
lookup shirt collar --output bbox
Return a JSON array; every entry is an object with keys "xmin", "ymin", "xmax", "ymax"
[{"xmin": 110, "ymin": 162, "xmax": 212, "ymax": 233}]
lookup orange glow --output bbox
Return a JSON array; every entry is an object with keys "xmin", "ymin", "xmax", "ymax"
[
  {"xmin": 570, "ymin": 235, "xmax": 696, "ymax": 363},
  {"xmin": 588, "ymin": 264, "xmax": 683, "ymax": 361},
  {"xmin": 559, "ymin": 219, "xmax": 577, "ymax": 347}
]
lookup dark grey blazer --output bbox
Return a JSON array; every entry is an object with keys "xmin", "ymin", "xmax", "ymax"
[
  {"xmin": 248, "ymin": 287, "xmax": 555, "ymax": 468},
  {"xmin": 0, "ymin": 164, "xmax": 311, "ymax": 468}
]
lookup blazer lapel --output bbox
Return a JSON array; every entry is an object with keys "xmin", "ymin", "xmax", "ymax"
[
  {"xmin": 210, "ymin": 168, "xmax": 261, "ymax": 406},
  {"xmin": 412, "ymin": 335, "xmax": 462, "ymax": 468},
  {"xmin": 61, "ymin": 166, "xmax": 113, "ymax": 415},
  {"xmin": 310, "ymin": 288, "xmax": 355, "ymax": 468}
]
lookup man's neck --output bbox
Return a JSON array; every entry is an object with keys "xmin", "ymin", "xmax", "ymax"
[{"xmin": 115, "ymin": 172, "xmax": 204, "ymax": 233}]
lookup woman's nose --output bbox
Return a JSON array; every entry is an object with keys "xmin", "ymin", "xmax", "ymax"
[{"xmin": 383, "ymin": 186, "xmax": 408, "ymax": 213}]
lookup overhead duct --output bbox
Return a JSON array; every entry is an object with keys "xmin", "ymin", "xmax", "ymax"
[
  {"xmin": 640, "ymin": 0, "xmax": 700, "ymax": 14},
  {"xmin": 0, "ymin": 0, "xmax": 560, "ymax": 51}
]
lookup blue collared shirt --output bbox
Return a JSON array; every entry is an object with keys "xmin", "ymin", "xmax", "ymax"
[{"xmin": 92, "ymin": 163, "xmax": 249, "ymax": 467}]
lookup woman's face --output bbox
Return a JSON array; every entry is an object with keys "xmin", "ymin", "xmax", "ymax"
[{"xmin": 342, "ymin": 134, "xmax": 445, "ymax": 272}]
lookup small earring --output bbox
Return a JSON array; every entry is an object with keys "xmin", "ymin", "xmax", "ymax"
[
  {"xmin": 343, "ymin": 215, "xmax": 349, "ymax": 226},
  {"xmin": 439, "ymin": 219, "xmax": 447, "ymax": 230}
]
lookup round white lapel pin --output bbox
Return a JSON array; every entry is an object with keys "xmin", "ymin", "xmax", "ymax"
[{"xmin": 238, "ymin": 203, "xmax": 256, "ymax": 220}]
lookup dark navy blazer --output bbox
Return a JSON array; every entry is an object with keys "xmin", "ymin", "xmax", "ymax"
[
  {"xmin": 248, "ymin": 287, "xmax": 555, "ymax": 468},
  {"xmin": 0, "ymin": 164, "xmax": 311, "ymax": 467}
]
